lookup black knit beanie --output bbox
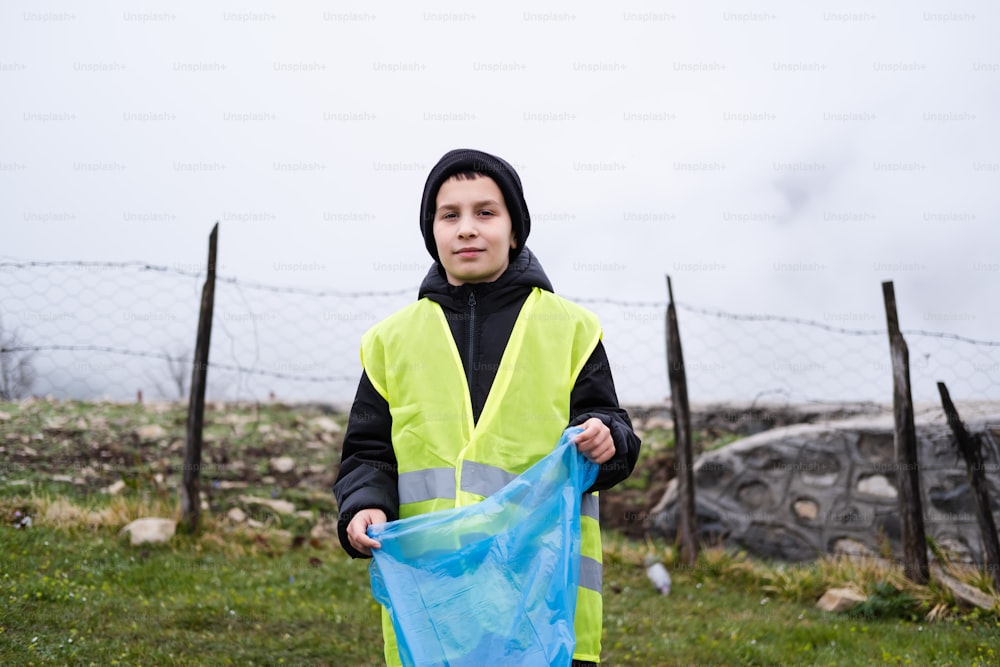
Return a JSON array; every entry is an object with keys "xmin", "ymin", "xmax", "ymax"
[{"xmin": 420, "ymin": 148, "xmax": 530, "ymax": 262}]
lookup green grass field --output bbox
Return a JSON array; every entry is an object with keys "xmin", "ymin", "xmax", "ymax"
[
  {"xmin": 1, "ymin": 399, "xmax": 999, "ymax": 665},
  {"xmin": 2, "ymin": 524, "xmax": 999, "ymax": 666}
]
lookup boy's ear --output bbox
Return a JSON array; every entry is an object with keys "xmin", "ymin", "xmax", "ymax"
[{"xmin": 510, "ymin": 232, "xmax": 517, "ymax": 249}]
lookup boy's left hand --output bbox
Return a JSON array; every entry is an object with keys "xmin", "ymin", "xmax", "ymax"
[{"xmin": 573, "ymin": 418, "xmax": 615, "ymax": 464}]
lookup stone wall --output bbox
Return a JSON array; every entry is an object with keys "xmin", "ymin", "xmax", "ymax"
[{"xmin": 650, "ymin": 404, "xmax": 1000, "ymax": 562}]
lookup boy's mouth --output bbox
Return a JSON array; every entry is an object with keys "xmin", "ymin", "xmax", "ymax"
[{"xmin": 455, "ymin": 247, "xmax": 484, "ymax": 257}]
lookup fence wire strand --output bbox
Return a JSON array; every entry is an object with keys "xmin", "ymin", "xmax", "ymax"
[{"xmin": 1, "ymin": 260, "xmax": 997, "ymax": 404}]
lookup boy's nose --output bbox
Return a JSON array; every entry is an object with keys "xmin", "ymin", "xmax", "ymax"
[{"xmin": 456, "ymin": 216, "xmax": 478, "ymax": 237}]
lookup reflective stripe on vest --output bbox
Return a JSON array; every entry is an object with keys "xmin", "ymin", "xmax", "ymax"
[
  {"xmin": 397, "ymin": 468, "xmax": 455, "ymax": 504},
  {"xmin": 580, "ymin": 554, "xmax": 603, "ymax": 593},
  {"xmin": 361, "ymin": 287, "xmax": 605, "ymax": 666},
  {"xmin": 401, "ymin": 461, "xmax": 600, "ymax": 520},
  {"xmin": 459, "ymin": 460, "xmax": 517, "ymax": 497}
]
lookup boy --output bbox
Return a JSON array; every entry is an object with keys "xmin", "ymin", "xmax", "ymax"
[{"xmin": 334, "ymin": 148, "xmax": 641, "ymax": 666}]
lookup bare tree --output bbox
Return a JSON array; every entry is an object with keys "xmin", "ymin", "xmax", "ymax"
[
  {"xmin": 0, "ymin": 314, "xmax": 36, "ymax": 400},
  {"xmin": 145, "ymin": 345, "xmax": 191, "ymax": 400},
  {"xmin": 165, "ymin": 347, "xmax": 190, "ymax": 399}
]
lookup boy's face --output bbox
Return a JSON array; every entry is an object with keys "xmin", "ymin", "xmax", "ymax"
[{"xmin": 432, "ymin": 175, "xmax": 516, "ymax": 286}]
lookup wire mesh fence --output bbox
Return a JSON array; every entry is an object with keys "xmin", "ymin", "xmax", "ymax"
[{"xmin": 1, "ymin": 260, "xmax": 998, "ymax": 406}]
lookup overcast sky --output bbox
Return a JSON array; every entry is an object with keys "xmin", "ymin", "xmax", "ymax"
[{"xmin": 2, "ymin": 1, "xmax": 998, "ymax": 403}]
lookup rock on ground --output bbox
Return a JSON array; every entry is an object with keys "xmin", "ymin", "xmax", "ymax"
[
  {"xmin": 102, "ymin": 480, "xmax": 127, "ymax": 495},
  {"xmin": 121, "ymin": 518, "xmax": 177, "ymax": 546},
  {"xmin": 269, "ymin": 456, "xmax": 295, "ymax": 474},
  {"xmin": 310, "ymin": 416, "xmax": 341, "ymax": 434},
  {"xmin": 239, "ymin": 495, "xmax": 296, "ymax": 515},
  {"xmin": 135, "ymin": 424, "xmax": 167, "ymax": 439},
  {"xmin": 816, "ymin": 587, "xmax": 867, "ymax": 613}
]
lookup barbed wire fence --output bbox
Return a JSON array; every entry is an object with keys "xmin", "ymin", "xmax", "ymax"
[{"xmin": 1, "ymin": 260, "xmax": 998, "ymax": 407}]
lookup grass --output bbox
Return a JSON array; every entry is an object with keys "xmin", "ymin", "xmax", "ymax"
[
  {"xmin": 1, "ymin": 522, "xmax": 382, "ymax": 666},
  {"xmin": 601, "ymin": 536, "xmax": 1000, "ymax": 666},
  {"xmin": 1, "ymin": 503, "xmax": 998, "ymax": 666},
  {"xmin": 3, "ymin": 399, "xmax": 1000, "ymax": 665}
]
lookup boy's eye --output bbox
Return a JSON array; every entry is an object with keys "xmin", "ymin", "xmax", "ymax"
[{"xmin": 479, "ymin": 210, "xmax": 494, "ymax": 217}]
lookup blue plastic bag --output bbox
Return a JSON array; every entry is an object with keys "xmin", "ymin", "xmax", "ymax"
[{"xmin": 368, "ymin": 427, "xmax": 598, "ymax": 667}]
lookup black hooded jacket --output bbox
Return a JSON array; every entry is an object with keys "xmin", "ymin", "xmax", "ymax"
[{"xmin": 333, "ymin": 248, "xmax": 641, "ymax": 558}]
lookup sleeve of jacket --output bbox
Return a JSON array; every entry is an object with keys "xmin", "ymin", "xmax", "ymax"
[
  {"xmin": 568, "ymin": 340, "xmax": 642, "ymax": 493},
  {"xmin": 333, "ymin": 370, "xmax": 398, "ymax": 559}
]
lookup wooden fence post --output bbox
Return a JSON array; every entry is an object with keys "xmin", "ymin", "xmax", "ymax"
[
  {"xmin": 180, "ymin": 223, "xmax": 218, "ymax": 534},
  {"xmin": 666, "ymin": 275, "xmax": 698, "ymax": 565},
  {"xmin": 936, "ymin": 382, "xmax": 1000, "ymax": 592},
  {"xmin": 881, "ymin": 281, "xmax": 929, "ymax": 584}
]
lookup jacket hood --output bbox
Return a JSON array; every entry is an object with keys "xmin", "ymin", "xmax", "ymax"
[{"xmin": 417, "ymin": 246, "xmax": 553, "ymax": 308}]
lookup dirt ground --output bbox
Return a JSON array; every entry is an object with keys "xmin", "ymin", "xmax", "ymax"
[{"xmin": 1, "ymin": 399, "xmax": 861, "ymax": 539}]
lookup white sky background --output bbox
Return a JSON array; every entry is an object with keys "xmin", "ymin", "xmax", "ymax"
[{"xmin": 2, "ymin": 1, "xmax": 998, "ymax": 404}]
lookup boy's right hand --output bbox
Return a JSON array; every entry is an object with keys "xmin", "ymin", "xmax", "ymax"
[{"xmin": 346, "ymin": 508, "xmax": 387, "ymax": 556}]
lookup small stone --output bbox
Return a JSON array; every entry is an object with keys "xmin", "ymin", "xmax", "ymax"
[
  {"xmin": 644, "ymin": 417, "xmax": 673, "ymax": 431},
  {"xmin": 310, "ymin": 522, "xmax": 334, "ymax": 539},
  {"xmin": 0, "ymin": 411, "xmax": 12, "ymax": 421},
  {"xmin": 21, "ymin": 446, "xmax": 38, "ymax": 457},
  {"xmin": 816, "ymin": 587, "xmax": 867, "ymax": 613},
  {"xmin": 103, "ymin": 480, "xmax": 127, "ymax": 495},
  {"xmin": 239, "ymin": 495, "xmax": 296, "ymax": 515},
  {"xmin": 220, "ymin": 413, "xmax": 251, "ymax": 425},
  {"xmin": 310, "ymin": 416, "xmax": 342, "ymax": 434},
  {"xmin": 121, "ymin": 518, "xmax": 176, "ymax": 546},
  {"xmin": 246, "ymin": 518, "xmax": 265, "ymax": 528},
  {"xmin": 135, "ymin": 424, "xmax": 167, "ymax": 440},
  {"xmin": 52, "ymin": 474, "xmax": 74, "ymax": 483},
  {"xmin": 793, "ymin": 499, "xmax": 819, "ymax": 521},
  {"xmin": 227, "ymin": 507, "xmax": 247, "ymax": 523},
  {"xmin": 270, "ymin": 457, "xmax": 295, "ymax": 474},
  {"xmin": 857, "ymin": 474, "xmax": 897, "ymax": 499}
]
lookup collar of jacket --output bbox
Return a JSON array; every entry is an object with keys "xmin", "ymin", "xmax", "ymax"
[{"xmin": 416, "ymin": 246, "xmax": 555, "ymax": 313}]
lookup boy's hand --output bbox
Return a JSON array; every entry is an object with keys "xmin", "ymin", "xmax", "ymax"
[
  {"xmin": 346, "ymin": 508, "xmax": 387, "ymax": 556},
  {"xmin": 573, "ymin": 418, "xmax": 615, "ymax": 464}
]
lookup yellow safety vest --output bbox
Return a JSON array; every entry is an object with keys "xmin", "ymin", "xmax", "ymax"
[{"xmin": 361, "ymin": 286, "xmax": 605, "ymax": 665}]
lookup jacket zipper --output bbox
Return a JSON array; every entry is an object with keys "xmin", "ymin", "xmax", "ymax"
[
  {"xmin": 466, "ymin": 290, "xmax": 477, "ymax": 395},
  {"xmin": 455, "ymin": 290, "xmax": 479, "ymax": 505}
]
